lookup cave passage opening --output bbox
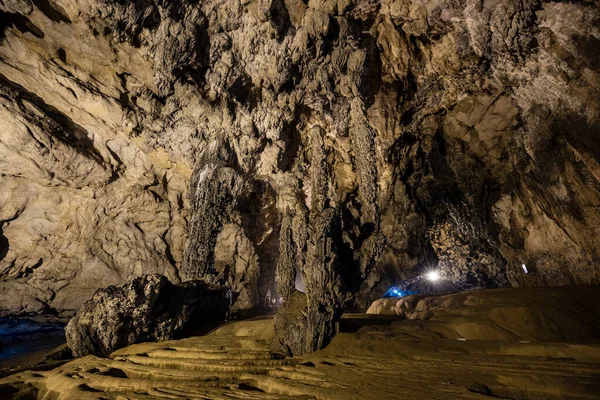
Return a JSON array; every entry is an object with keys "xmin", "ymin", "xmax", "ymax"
[{"xmin": 0, "ymin": 224, "xmax": 8, "ymax": 261}]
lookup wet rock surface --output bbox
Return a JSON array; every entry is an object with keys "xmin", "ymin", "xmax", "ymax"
[
  {"xmin": 0, "ymin": 316, "xmax": 66, "ymax": 370},
  {"xmin": 0, "ymin": 0, "xmax": 598, "ymax": 354},
  {"xmin": 65, "ymin": 275, "xmax": 226, "ymax": 357}
]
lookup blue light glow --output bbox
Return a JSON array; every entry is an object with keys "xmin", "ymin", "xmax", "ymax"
[{"xmin": 385, "ymin": 287, "xmax": 407, "ymax": 298}]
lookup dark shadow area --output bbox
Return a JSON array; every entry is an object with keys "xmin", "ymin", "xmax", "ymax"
[
  {"xmin": 0, "ymin": 225, "xmax": 8, "ymax": 261},
  {"xmin": 32, "ymin": 0, "xmax": 71, "ymax": 23},
  {"xmin": 277, "ymin": 119, "xmax": 301, "ymax": 171},
  {"xmin": 56, "ymin": 47, "xmax": 67, "ymax": 63},
  {"xmin": 239, "ymin": 180, "xmax": 280, "ymax": 308},
  {"xmin": 554, "ymin": 114, "xmax": 600, "ymax": 166},
  {"xmin": 338, "ymin": 193, "xmax": 376, "ymax": 295},
  {"xmin": 161, "ymin": 231, "xmax": 177, "ymax": 269},
  {"xmin": 0, "ymin": 10, "xmax": 44, "ymax": 42},
  {"xmin": 269, "ymin": 0, "xmax": 292, "ymax": 41},
  {"xmin": 321, "ymin": 17, "xmax": 339, "ymax": 55},
  {"xmin": 237, "ymin": 383, "xmax": 264, "ymax": 392},
  {"xmin": 0, "ymin": 73, "xmax": 106, "ymax": 166},
  {"xmin": 573, "ymin": 34, "xmax": 600, "ymax": 73},
  {"xmin": 100, "ymin": 368, "xmax": 127, "ymax": 378},
  {"xmin": 186, "ymin": 18, "xmax": 210, "ymax": 89},
  {"xmin": 228, "ymin": 72, "xmax": 261, "ymax": 111},
  {"xmin": 0, "ymin": 382, "xmax": 38, "ymax": 400},
  {"xmin": 280, "ymin": 63, "xmax": 301, "ymax": 93},
  {"xmin": 339, "ymin": 313, "xmax": 403, "ymax": 333},
  {"xmin": 358, "ymin": 33, "xmax": 382, "ymax": 107},
  {"xmin": 14, "ymin": 258, "xmax": 43, "ymax": 280},
  {"xmin": 78, "ymin": 383, "xmax": 102, "ymax": 393}
]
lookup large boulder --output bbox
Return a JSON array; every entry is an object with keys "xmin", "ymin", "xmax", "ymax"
[
  {"xmin": 66, "ymin": 275, "xmax": 227, "ymax": 357},
  {"xmin": 366, "ymin": 295, "xmax": 428, "ymax": 318}
]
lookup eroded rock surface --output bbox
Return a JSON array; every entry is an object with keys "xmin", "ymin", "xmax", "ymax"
[
  {"xmin": 366, "ymin": 294, "xmax": 427, "ymax": 318},
  {"xmin": 3, "ymin": 288, "xmax": 600, "ymax": 400},
  {"xmin": 0, "ymin": 0, "xmax": 599, "ymax": 353},
  {"xmin": 65, "ymin": 275, "xmax": 226, "ymax": 357},
  {"xmin": 368, "ymin": 286, "xmax": 600, "ymax": 342}
]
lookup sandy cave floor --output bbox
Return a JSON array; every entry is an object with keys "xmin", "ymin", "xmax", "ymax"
[{"xmin": 0, "ymin": 287, "xmax": 599, "ymax": 399}]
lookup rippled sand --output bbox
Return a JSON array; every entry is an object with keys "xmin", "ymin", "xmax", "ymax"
[{"xmin": 1, "ymin": 288, "xmax": 599, "ymax": 399}]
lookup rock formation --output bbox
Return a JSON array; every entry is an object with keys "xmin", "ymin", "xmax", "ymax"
[
  {"xmin": 367, "ymin": 285, "xmax": 600, "ymax": 342},
  {"xmin": 0, "ymin": 0, "xmax": 599, "ymax": 353},
  {"xmin": 3, "ymin": 286, "xmax": 600, "ymax": 399},
  {"xmin": 65, "ymin": 274, "xmax": 226, "ymax": 357}
]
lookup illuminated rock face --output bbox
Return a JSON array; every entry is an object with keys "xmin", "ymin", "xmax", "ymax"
[{"xmin": 0, "ymin": 0, "xmax": 599, "ymax": 352}]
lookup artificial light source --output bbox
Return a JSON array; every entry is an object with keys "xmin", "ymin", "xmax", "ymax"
[
  {"xmin": 384, "ymin": 286, "xmax": 405, "ymax": 297},
  {"xmin": 426, "ymin": 271, "xmax": 440, "ymax": 282}
]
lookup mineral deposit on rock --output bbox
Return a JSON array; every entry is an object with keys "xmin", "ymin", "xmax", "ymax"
[
  {"xmin": 0, "ymin": 0, "xmax": 599, "ymax": 354},
  {"xmin": 65, "ymin": 275, "xmax": 226, "ymax": 357}
]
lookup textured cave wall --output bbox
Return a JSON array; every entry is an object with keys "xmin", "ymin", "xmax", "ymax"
[{"xmin": 0, "ymin": 0, "xmax": 599, "ymax": 321}]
